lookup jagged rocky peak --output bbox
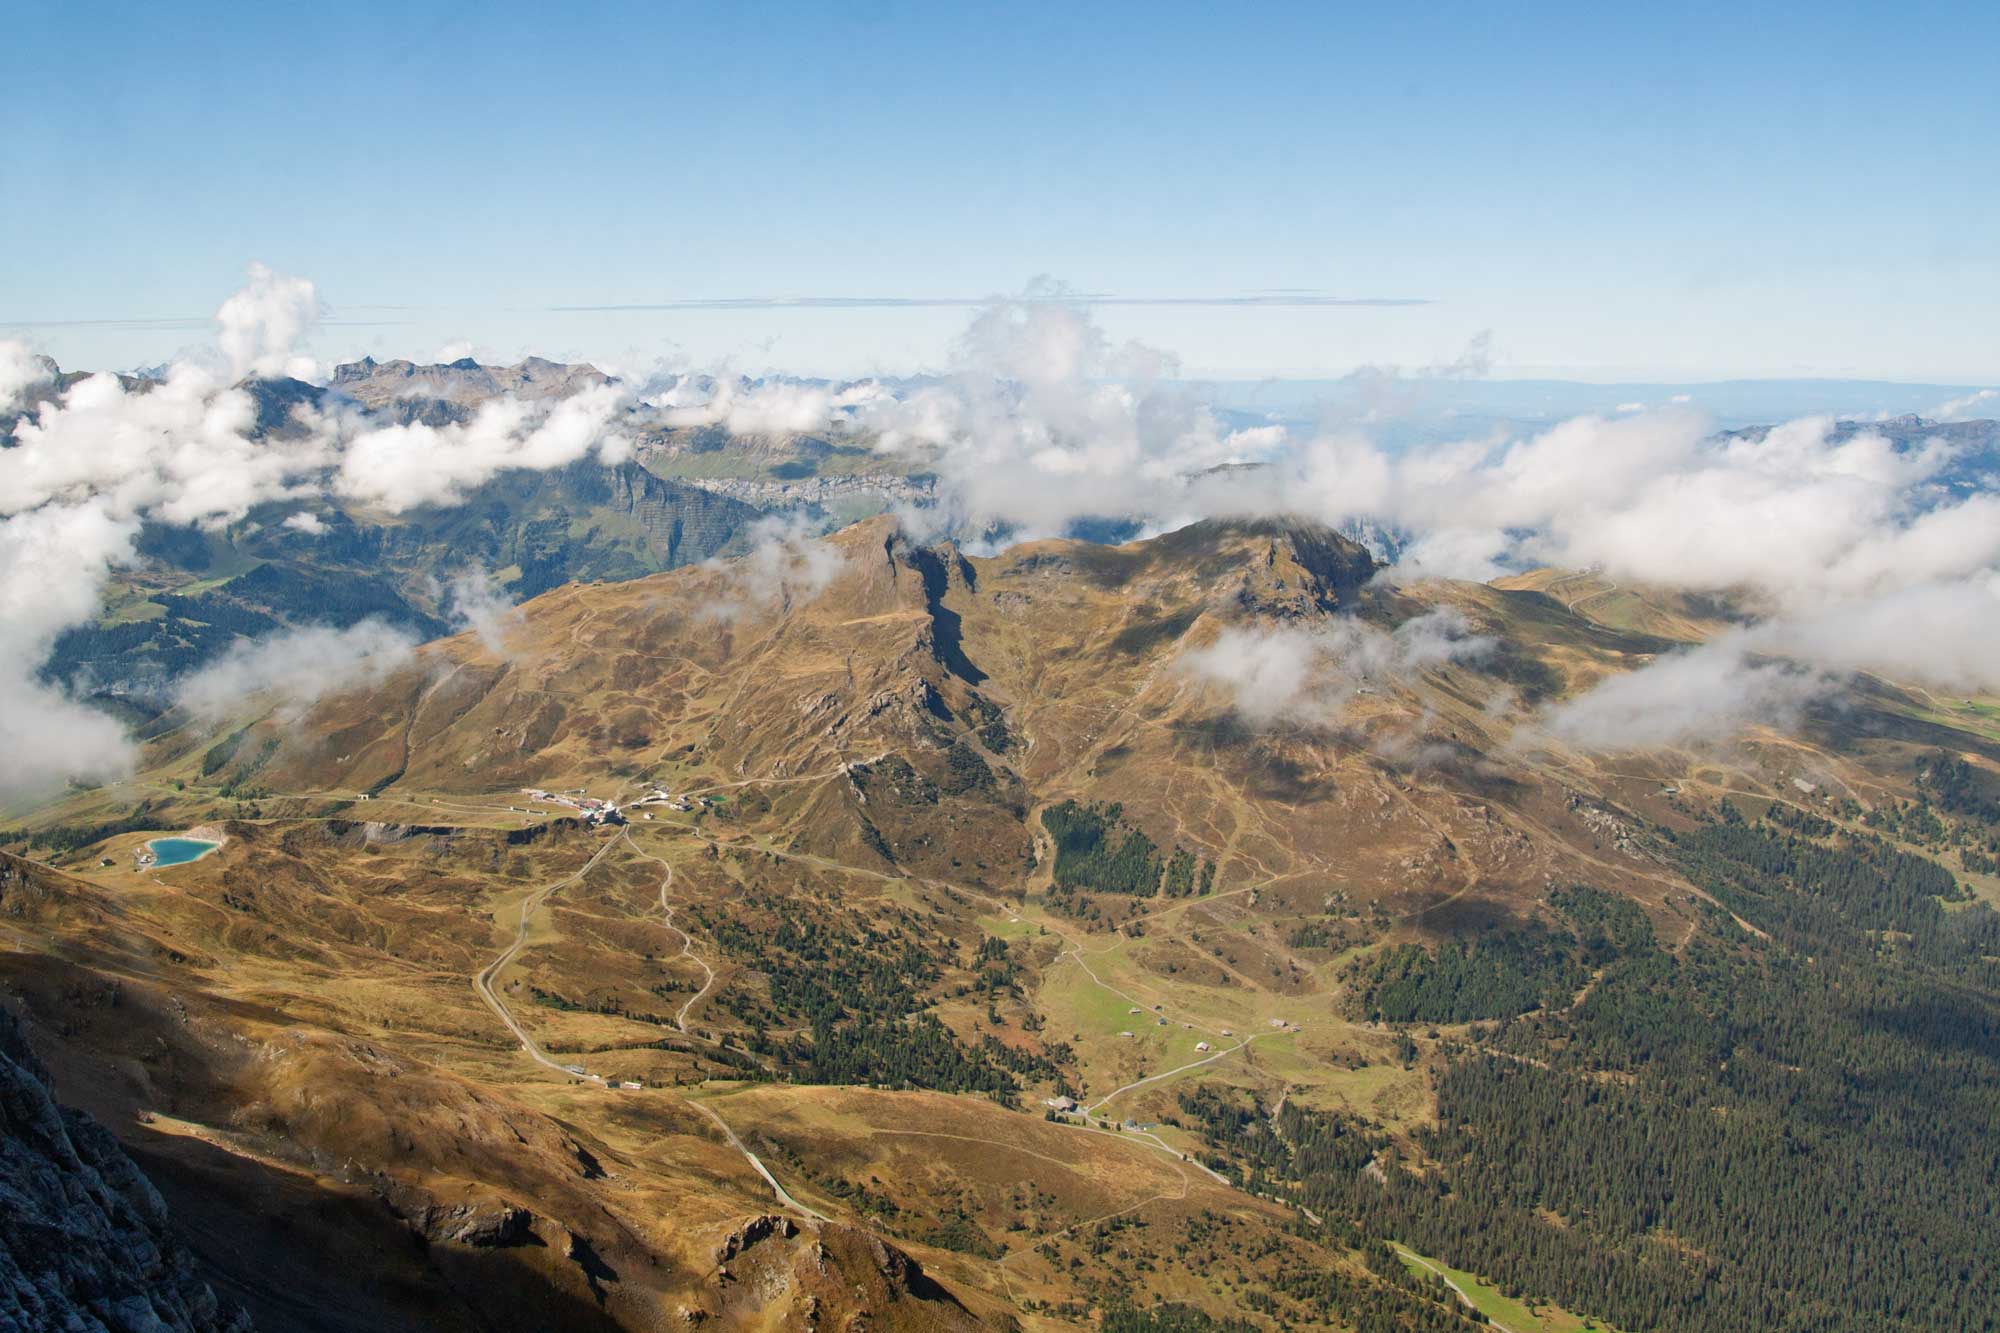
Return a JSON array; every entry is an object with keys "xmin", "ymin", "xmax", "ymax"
[
  {"xmin": 1165, "ymin": 514, "xmax": 1375, "ymax": 576},
  {"xmin": 1041, "ymin": 515, "xmax": 1379, "ymax": 616},
  {"xmin": 1190, "ymin": 515, "xmax": 1379, "ymax": 613},
  {"xmin": 0, "ymin": 354, "xmax": 71, "ymax": 444}
]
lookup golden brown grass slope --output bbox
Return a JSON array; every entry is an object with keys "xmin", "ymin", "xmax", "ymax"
[{"xmin": 5, "ymin": 514, "xmax": 1993, "ymax": 1330}]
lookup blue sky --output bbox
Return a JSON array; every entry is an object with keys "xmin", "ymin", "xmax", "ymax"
[{"xmin": 5, "ymin": 0, "xmax": 1996, "ymax": 381}]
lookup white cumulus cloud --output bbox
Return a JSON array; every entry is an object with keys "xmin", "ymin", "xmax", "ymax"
[
  {"xmin": 214, "ymin": 261, "xmax": 322, "ymax": 380},
  {"xmin": 0, "ymin": 340, "xmax": 56, "ymax": 413},
  {"xmin": 333, "ymin": 380, "xmax": 632, "ymax": 512}
]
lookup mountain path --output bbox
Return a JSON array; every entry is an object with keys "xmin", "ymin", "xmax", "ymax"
[
  {"xmin": 623, "ymin": 834, "xmax": 716, "ymax": 1032},
  {"xmin": 470, "ymin": 831, "xmax": 625, "ymax": 1080},
  {"xmin": 468, "ymin": 824, "xmax": 828, "ymax": 1222},
  {"xmin": 1393, "ymin": 1245, "xmax": 1519, "ymax": 1333},
  {"xmin": 686, "ymin": 1099, "xmax": 832, "ymax": 1224}
]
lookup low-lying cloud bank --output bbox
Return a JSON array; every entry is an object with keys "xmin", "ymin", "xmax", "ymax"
[
  {"xmin": 332, "ymin": 383, "xmax": 633, "ymax": 511},
  {"xmin": 1180, "ymin": 609, "xmax": 1493, "ymax": 727},
  {"xmin": 0, "ymin": 265, "xmax": 631, "ymax": 800},
  {"xmin": 442, "ymin": 566, "xmax": 520, "ymax": 656},
  {"xmin": 174, "ymin": 620, "xmax": 417, "ymax": 722},
  {"xmin": 2, "ymin": 265, "xmax": 1997, "ymax": 796},
  {"xmin": 699, "ymin": 513, "xmax": 852, "ymax": 621},
  {"xmin": 1540, "ymin": 575, "xmax": 2000, "ymax": 752},
  {"xmin": 1544, "ymin": 639, "xmax": 1831, "ymax": 753},
  {"xmin": 1, "ymin": 499, "xmax": 153, "ymax": 796}
]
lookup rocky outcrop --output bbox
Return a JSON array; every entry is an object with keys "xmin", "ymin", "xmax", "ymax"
[
  {"xmin": 696, "ymin": 1216, "xmax": 980, "ymax": 1331},
  {"xmin": 1158, "ymin": 516, "xmax": 1378, "ymax": 616},
  {"xmin": 712, "ymin": 1213, "xmax": 795, "ymax": 1265},
  {"xmin": 382, "ymin": 1185, "xmax": 538, "ymax": 1249},
  {"xmin": 0, "ymin": 1005, "xmax": 250, "ymax": 1332}
]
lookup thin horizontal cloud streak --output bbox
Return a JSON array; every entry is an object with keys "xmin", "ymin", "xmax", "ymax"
[
  {"xmin": 550, "ymin": 292, "xmax": 1433, "ymax": 312},
  {"xmin": 0, "ymin": 317, "xmax": 407, "ymax": 330}
]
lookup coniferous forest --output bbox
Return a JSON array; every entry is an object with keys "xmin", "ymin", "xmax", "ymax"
[{"xmin": 1180, "ymin": 808, "xmax": 2000, "ymax": 1332}]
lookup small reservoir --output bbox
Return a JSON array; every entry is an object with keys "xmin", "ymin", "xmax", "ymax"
[{"xmin": 147, "ymin": 837, "xmax": 221, "ymax": 867}]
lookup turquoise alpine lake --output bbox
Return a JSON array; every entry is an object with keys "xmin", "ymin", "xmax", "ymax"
[{"xmin": 147, "ymin": 837, "xmax": 221, "ymax": 866}]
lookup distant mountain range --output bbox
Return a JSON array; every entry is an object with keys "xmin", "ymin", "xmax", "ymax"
[
  {"xmin": 1722, "ymin": 413, "xmax": 2000, "ymax": 496},
  {"xmin": 21, "ymin": 358, "xmax": 770, "ymax": 709},
  {"xmin": 328, "ymin": 355, "xmax": 612, "ymax": 418},
  {"xmin": 10, "ymin": 353, "xmax": 1996, "ymax": 718}
]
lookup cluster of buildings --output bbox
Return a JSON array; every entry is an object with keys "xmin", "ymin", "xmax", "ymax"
[
  {"xmin": 636, "ymin": 788, "xmax": 703, "ymax": 813},
  {"xmin": 554, "ymin": 1062, "xmax": 642, "ymax": 1092},
  {"xmin": 521, "ymin": 788, "xmax": 626, "ymax": 827},
  {"xmin": 507, "ymin": 784, "xmax": 721, "ymax": 828}
]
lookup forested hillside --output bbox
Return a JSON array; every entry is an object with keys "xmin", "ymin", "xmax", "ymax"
[{"xmin": 1180, "ymin": 805, "xmax": 2000, "ymax": 1332}]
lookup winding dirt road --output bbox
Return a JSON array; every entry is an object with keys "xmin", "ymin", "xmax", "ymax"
[
  {"xmin": 687, "ymin": 1100, "xmax": 832, "ymax": 1224},
  {"xmin": 470, "ymin": 831, "xmax": 626, "ymax": 1080},
  {"xmin": 622, "ymin": 835, "xmax": 716, "ymax": 1032},
  {"xmin": 469, "ymin": 825, "xmax": 829, "ymax": 1221},
  {"xmin": 1393, "ymin": 1246, "xmax": 1518, "ymax": 1333},
  {"xmin": 460, "ymin": 768, "xmax": 1296, "ymax": 1240}
]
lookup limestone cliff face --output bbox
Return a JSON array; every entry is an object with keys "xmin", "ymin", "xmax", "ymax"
[
  {"xmin": 677, "ymin": 471, "xmax": 938, "ymax": 512},
  {"xmin": 313, "ymin": 460, "xmax": 761, "ymax": 597},
  {"xmin": 0, "ymin": 1006, "xmax": 250, "ymax": 1333},
  {"xmin": 602, "ymin": 461, "xmax": 757, "ymax": 566}
]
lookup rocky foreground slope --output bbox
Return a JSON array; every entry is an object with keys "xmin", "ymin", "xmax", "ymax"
[{"xmin": 0, "ymin": 1003, "xmax": 248, "ymax": 1333}]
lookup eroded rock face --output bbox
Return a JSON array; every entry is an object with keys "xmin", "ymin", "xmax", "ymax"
[
  {"xmin": 697, "ymin": 1216, "xmax": 980, "ymax": 1331},
  {"xmin": 384, "ymin": 1187, "xmax": 538, "ymax": 1249},
  {"xmin": 712, "ymin": 1213, "xmax": 796, "ymax": 1265},
  {"xmin": 677, "ymin": 473, "xmax": 937, "ymax": 514},
  {"xmin": 0, "ymin": 1005, "xmax": 250, "ymax": 1332},
  {"xmin": 603, "ymin": 463, "xmax": 752, "ymax": 566}
]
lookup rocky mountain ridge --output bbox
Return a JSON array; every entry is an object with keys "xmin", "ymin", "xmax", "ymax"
[{"xmin": 330, "ymin": 355, "xmax": 610, "ymax": 410}]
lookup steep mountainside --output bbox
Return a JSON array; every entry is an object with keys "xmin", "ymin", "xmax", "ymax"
[{"xmin": 0, "ymin": 999, "xmax": 248, "ymax": 1333}]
